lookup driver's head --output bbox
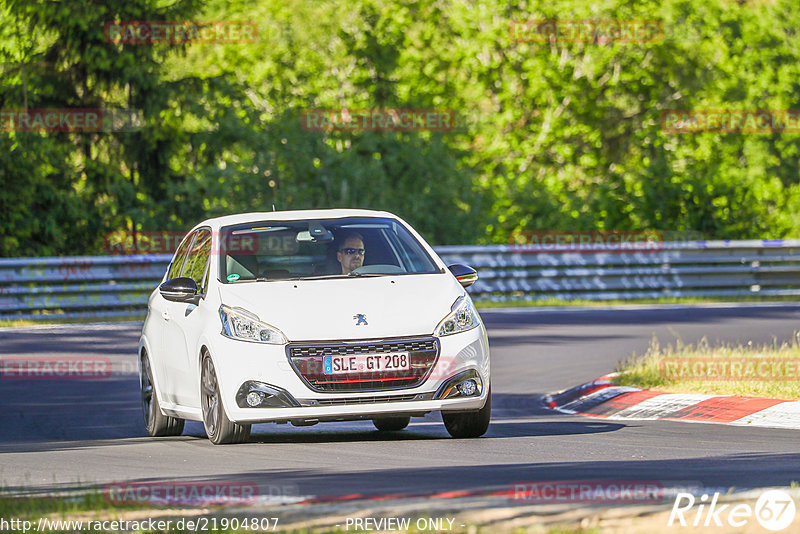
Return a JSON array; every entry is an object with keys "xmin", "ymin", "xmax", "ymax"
[{"xmin": 337, "ymin": 233, "xmax": 365, "ymax": 274}]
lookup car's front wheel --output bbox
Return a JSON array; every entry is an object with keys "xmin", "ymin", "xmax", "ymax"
[
  {"xmin": 442, "ymin": 385, "xmax": 491, "ymax": 438},
  {"xmin": 372, "ymin": 416, "xmax": 410, "ymax": 431},
  {"xmin": 201, "ymin": 352, "xmax": 251, "ymax": 445},
  {"xmin": 141, "ymin": 351, "xmax": 184, "ymax": 437}
]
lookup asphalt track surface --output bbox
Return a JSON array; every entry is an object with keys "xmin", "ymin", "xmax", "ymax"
[{"xmin": 2, "ymin": 304, "xmax": 800, "ymax": 500}]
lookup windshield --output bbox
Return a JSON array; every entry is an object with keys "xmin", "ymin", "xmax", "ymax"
[{"xmin": 218, "ymin": 217, "xmax": 440, "ymax": 282}]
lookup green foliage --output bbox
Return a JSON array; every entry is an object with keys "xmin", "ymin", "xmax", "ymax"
[{"xmin": 2, "ymin": 0, "xmax": 800, "ymax": 256}]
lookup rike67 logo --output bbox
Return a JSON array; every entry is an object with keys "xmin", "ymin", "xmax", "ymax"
[{"xmin": 668, "ymin": 490, "xmax": 796, "ymax": 531}]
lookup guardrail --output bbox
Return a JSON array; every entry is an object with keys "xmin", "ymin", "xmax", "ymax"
[{"xmin": 2, "ymin": 240, "xmax": 800, "ymax": 321}]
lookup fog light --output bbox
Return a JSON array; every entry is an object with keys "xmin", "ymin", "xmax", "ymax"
[
  {"xmin": 434, "ymin": 370, "xmax": 482, "ymax": 400},
  {"xmin": 246, "ymin": 391, "xmax": 265, "ymax": 407},
  {"xmin": 457, "ymin": 379, "xmax": 478, "ymax": 397},
  {"xmin": 236, "ymin": 381, "xmax": 300, "ymax": 408}
]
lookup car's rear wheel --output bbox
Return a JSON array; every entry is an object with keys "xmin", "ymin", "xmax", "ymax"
[
  {"xmin": 442, "ymin": 385, "xmax": 491, "ymax": 438},
  {"xmin": 141, "ymin": 351, "xmax": 184, "ymax": 437},
  {"xmin": 372, "ymin": 416, "xmax": 410, "ymax": 431},
  {"xmin": 201, "ymin": 352, "xmax": 250, "ymax": 445}
]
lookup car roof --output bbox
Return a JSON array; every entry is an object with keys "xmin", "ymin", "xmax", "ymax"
[{"xmin": 192, "ymin": 209, "xmax": 399, "ymax": 231}]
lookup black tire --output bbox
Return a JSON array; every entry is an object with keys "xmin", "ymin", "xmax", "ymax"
[
  {"xmin": 201, "ymin": 353, "xmax": 251, "ymax": 445},
  {"xmin": 442, "ymin": 385, "xmax": 491, "ymax": 438},
  {"xmin": 141, "ymin": 351, "xmax": 184, "ymax": 437},
  {"xmin": 372, "ymin": 416, "xmax": 411, "ymax": 431}
]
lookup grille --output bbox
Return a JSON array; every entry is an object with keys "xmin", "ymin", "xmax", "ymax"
[
  {"xmin": 287, "ymin": 337, "xmax": 439, "ymax": 392},
  {"xmin": 309, "ymin": 393, "xmax": 423, "ymax": 406},
  {"xmin": 290, "ymin": 339, "xmax": 436, "ymax": 358}
]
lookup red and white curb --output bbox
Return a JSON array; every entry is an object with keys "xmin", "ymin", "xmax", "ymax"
[{"xmin": 545, "ymin": 374, "xmax": 800, "ymax": 430}]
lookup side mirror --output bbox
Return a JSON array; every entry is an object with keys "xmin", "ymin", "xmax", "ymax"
[
  {"xmin": 159, "ymin": 277, "xmax": 199, "ymax": 303},
  {"xmin": 448, "ymin": 264, "xmax": 478, "ymax": 288}
]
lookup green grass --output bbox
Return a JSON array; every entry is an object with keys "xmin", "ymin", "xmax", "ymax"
[
  {"xmin": 0, "ymin": 491, "xmax": 111, "ymax": 517},
  {"xmin": 614, "ymin": 333, "xmax": 800, "ymax": 399}
]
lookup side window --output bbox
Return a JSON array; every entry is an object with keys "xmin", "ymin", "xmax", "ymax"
[
  {"xmin": 181, "ymin": 228, "xmax": 212, "ymax": 292},
  {"xmin": 167, "ymin": 232, "xmax": 195, "ymax": 280}
]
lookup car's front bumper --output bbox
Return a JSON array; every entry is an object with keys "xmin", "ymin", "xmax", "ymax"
[{"xmin": 206, "ymin": 325, "xmax": 490, "ymax": 424}]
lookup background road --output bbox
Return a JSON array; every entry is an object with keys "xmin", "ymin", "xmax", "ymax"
[{"xmin": 2, "ymin": 304, "xmax": 800, "ymax": 500}]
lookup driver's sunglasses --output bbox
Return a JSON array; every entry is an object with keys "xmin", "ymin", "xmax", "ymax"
[{"xmin": 340, "ymin": 248, "xmax": 365, "ymax": 256}]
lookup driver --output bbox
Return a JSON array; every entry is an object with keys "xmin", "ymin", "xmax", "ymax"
[{"xmin": 336, "ymin": 233, "xmax": 365, "ymax": 274}]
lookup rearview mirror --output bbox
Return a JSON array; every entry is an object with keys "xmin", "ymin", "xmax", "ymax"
[
  {"xmin": 296, "ymin": 221, "xmax": 334, "ymax": 243},
  {"xmin": 159, "ymin": 277, "xmax": 200, "ymax": 303}
]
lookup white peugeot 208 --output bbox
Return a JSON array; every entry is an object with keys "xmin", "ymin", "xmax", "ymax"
[{"xmin": 138, "ymin": 209, "xmax": 490, "ymax": 444}]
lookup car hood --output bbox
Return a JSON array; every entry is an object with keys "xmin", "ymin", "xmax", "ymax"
[{"xmin": 218, "ymin": 273, "xmax": 463, "ymax": 341}]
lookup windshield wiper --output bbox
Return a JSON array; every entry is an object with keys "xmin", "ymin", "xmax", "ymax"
[
  {"xmin": 282, "ymin": 272, "xmax": 386, "ymax": 281},
  {"xmin": 282, "ymin": 274, "xmax": 349, "ymax": 281}
]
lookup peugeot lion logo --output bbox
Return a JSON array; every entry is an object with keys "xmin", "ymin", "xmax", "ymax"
[{"xmin": 353, "ymin": 314, "xmax": 368, "ymax": 326}]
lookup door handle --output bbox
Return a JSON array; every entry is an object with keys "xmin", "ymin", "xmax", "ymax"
[{"xmin": 162, "ymin": 310, "xmax": 170, "ymax": 321}]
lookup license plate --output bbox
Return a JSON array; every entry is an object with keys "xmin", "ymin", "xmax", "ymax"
[{"xmin": 323, "ymin": 352, "xmax": 410, "ymax": 374}]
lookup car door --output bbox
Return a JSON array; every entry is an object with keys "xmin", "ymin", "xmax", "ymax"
[
  {"xmin": 149, "ymin": 231, "xmax": 195, "ymax": 404},
  {"xmin": 162, "ymin": 228, "xmax": 212, "ymax": 407}
]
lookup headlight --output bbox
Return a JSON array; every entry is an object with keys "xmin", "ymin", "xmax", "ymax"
[
  {"xmin": 435, "ymin": 296, "xmax": 480, "ymax": 337},
  {"xmin": 219, "ymin": 305, "xmax": 287, "ymax": 344}
]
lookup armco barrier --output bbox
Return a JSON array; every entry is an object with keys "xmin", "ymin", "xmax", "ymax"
[{"xmin": 1, "ymin": 240, "xmax": 800, "ymax": 321}]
